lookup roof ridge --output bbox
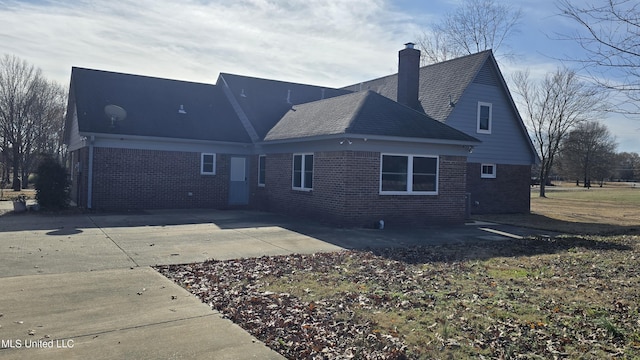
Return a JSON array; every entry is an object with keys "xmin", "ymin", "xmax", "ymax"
[
  {"xmin": 340, "ymin": 49, "xmax": 493, "ymax": 89},
  {"xmin": 71, "ymin": 67, "xmax": 216, "ymax": 86},
  {"xmin": 420, "ymin": 49, "xmax": 492, "ymax": 70},
  {"xmin": 219, "ymin": 72, "xmax": 342, "ymax": 90},
  {"xmin": 218, "ymin": 74, "xmax": 261, "ymax": 142},
  {"xmin": 345, "ymin": 90, "xmax": 377, "ymax": 132},
  {"xmin": 288, "ymin": 88, "xmax": 368, "ymax": 109}
]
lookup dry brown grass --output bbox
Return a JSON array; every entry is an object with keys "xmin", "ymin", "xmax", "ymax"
[
  {"xmin": 160, "ymin": 236, "xmax": 640, "ymax": 359},
  {"xmin": 474, "ymin": 183, "xmax": 640, "ymax": 235}
]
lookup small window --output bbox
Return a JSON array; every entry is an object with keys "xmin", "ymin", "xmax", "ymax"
[
  {"xmin": 201, "ymin": 153, "xmax": 216, "ymax": 175},
  {"xmin": 292, "ymin": 153, "xmax": 313, "ymax": 190},
  {"xmin": 380, "ymin": 154, "xmax": 438, "ymax": 194},
  {"xmin": 481, "ymin": 164, "xmax": 496, "ymax": 178},
  {"xmin": 477, "ymin": 102, "xmax": 492, "ymax": 134},
  {"xmin": 258, "ymin": 155, "xmax": 266, "ymax": 186}
]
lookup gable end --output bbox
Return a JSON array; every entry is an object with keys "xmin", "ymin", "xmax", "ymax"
[{"xmin": 472, "ymin": 61, "xmax": 500, "ymax": 87}]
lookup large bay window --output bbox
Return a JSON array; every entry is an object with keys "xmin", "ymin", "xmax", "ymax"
[{"xmin": 380, "ymin": 154, "xmax": 438, "ymax": 194}]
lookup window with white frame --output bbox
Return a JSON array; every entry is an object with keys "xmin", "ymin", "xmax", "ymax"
[
  {"xmin": 258, "ymin": 155, "xmax": 266, "ymax": 186},
  {"xmin": 200, "ymin": 153, "xmax": 216, "ymax": 175},
  {"xmin": 380, "ymin": 154, "xmax": 438, "ymax": 194},
  {"xmin": 292, "ymin": 153, "xmax": 313, "ymax": 190},
  {"xmin": 481, "ymin": 164, "xmax": 496, "ymax": 178},
  {"xmin": 477, "ymin": 102, "xmax": 492, "ymax": 134}
]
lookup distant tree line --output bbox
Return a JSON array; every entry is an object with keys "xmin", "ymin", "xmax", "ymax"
[
  {"xmin": 0, "ymin": 54, "xmax": 67, "ymax": 191},
  {"xmin": 530, "ymin": 120, "xmax": 640, "ymax": 187},
  {"xmin": 555, "ymin": 121, "xmax": 640, "ymax": 186}
]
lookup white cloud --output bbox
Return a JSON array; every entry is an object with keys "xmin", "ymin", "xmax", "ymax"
[
  {"xmin": 0, "ymin": 0, "xmax": 420, "ymax": 86},
  {"xmin": 1, "ymin": 0, "xmax": 638, "ymax": 153}
]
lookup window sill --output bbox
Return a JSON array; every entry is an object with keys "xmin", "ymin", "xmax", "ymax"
[
  {"xmin": 292, "ymin": 188, "xmax": 313, "ymax": 193},
  {"xmin": 379, "ymin": 191, "xmax": 438, "ymax": 196}
]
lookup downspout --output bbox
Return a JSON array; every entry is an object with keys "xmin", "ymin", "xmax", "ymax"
[{"xmin": 87, "ymin": 136, "xmax": 95, "ymax": 209}]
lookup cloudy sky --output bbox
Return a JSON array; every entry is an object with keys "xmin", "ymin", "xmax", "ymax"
[{"xmin": 1, "ymin": 0, "xmax": 638, "ymax": 153}]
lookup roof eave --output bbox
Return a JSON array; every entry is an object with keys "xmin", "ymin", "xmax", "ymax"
[
  {"xmin": 261, "ymin": 133, "xmax": 480, "ymax": 146},
  {"xmin": 78, "ymin": 131, "xmax": 253, "ymax": 146}
]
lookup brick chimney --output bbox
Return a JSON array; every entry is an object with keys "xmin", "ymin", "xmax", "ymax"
[{"xmin": 397, "ymin": 42, "xmax": 420, "ymax": 110}]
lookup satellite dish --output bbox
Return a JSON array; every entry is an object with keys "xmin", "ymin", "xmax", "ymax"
[{"xmin": 104, "ymin": 104, "xmax": 127, "ymax": 127}]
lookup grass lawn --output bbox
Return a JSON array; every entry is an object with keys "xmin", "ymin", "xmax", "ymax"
[
  {"xmin": 157, "ymin": 184, "xmax": 640, "ymax": 359},
  {"xmin": 475, "ymin": 183, "xmax": 640, "ymax": 235}
]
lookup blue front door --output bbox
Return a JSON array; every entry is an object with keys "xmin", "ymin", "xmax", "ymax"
[{"xmin": 229, "ymin": 156, "xmax": 249, "ymax": 205}]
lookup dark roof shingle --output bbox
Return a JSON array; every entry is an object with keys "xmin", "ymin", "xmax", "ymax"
[
  {"xmin": 71, "ymin": 67, "xmax": 250, "ymax": 143},
  {"xmin": 342, "ymin": 50, "xmax": 492, "ymax": 122},
  {"xmin": 218, "ymin": 73, "xmax": 352, "ymax": 141},
  {"xmin": 265, "ymin": 90, "xmax": 479, "ymax": 143}
]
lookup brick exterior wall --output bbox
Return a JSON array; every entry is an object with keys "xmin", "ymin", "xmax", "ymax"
[
  {"xmin": 249, "ymin": 154, "xmax": 269, "ymax": 211},
  {"xmin": 264, "ymin": 151, "xmax": 468, "ymax": 227},
  {"xmin": 466, "ymin": 163, "xmax": 531, "ymax": 214},
  {"xmin": 69, "ymin": 148, "xmax": 89, "ymax": 207},
  {"xmin": 90, "ymin": 148, "xmax": 229, "ymax": 210},
  {"xmin": 71, "ymin": 146, "xmax": 522, "ymax": 225}
]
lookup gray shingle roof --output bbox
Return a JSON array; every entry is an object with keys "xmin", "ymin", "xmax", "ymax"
[
  {"xmin": 218, "ymin": 73, "xmax": 352, "ymax": 141},
  {"xmin": 70, "ymin": 67, "xmax": 251, "ymax": 143},
  {"xmin": 68, "ymin": 52, "xmax": 497, "ymax": 147},
  {"xmin": 342, "ymin": 50, "xmax": 492, "ymax": 122},
  {"xmin": 264, "ymin": 90, "xmax": 480, "ymax": 143}
]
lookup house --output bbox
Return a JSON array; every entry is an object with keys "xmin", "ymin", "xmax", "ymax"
[
  {"xmin": 342, "ymin": 47, "xmax": 538, "ymax": 214},
  {"xmin": 64, "ymin": 43, "xmax": 535, "ymax": 227}
]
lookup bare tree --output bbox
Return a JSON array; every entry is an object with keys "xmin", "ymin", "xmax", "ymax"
[
  {"xmin": 416, "ymin": 0, "xmax": 522, "ymax": 65},
  {"xmin": 557, "ymin": 121, "xmax": 617, "ymax": 187},
  {"xmin": 22, "ymin": 79, "xmax": 67, "ymax": 184},
  {"xmin": 0, "ymin": 55, "xmax": 65, "ymax": 190},
  {"xmin": 512, "ymin": 68, "xmax": 609, "ymax": 197},
  {"xmin": 0, "ymin": 55, "xmax": 42, "ymax": 190},
  {"xmin": 556, "ymin": 0, "xmax": 640, "ymax": 114}
]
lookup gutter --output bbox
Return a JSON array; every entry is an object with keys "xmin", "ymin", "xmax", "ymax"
[
  {"xmin": 87, "ymin": 135, "xmax": 94, "ymax": 209},
  {"xmin": 77, "ymin": 132, "xmax": 251, "ymax": 146},
  {"xmin": 259, "ymin": 133, "xmax": 481, "ymax": 147}
]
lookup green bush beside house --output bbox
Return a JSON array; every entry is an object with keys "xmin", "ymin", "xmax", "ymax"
[{"xmin": 35, "ymin": 156, "xmax": 70, "ymax": 210}]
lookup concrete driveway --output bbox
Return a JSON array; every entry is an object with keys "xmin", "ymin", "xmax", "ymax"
[{"xmin": 0, "ymin": 207, "xmax": 556, "ymax": 359}]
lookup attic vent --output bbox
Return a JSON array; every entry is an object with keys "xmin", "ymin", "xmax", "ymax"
[
  {"xmin": 178, "ymin": 105, "xmax": 187, "ymax": 114},
  {"xmin": 286, "ymin": 89, "xmax": 292, "ymax": 104},
  {"xmin": 240, "ymin": 89, "xmax": 247, "ymax": 98}
]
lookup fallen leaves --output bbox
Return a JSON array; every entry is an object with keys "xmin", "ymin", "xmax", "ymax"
[{"xmin": 155, "ymin": 235, "xmax": 640, "ymax": 359}]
